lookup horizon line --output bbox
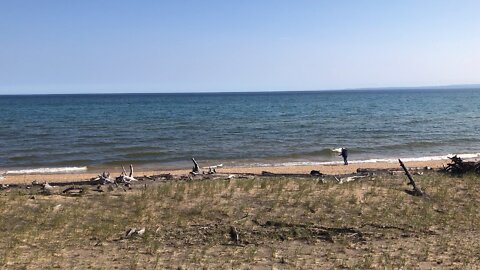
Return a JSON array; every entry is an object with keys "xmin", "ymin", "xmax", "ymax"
[{"xmin": 1, "ymin": 83, "xmax": 480, "ymax": 96}]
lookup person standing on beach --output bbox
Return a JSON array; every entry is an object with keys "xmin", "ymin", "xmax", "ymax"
[{"xmin": 340, "ymin": 148, "xmax": 348, "ymax": 165}]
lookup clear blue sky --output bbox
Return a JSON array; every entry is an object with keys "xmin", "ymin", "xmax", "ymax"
[{"xmin": 1, "ymin": 1, "xmax": 479, "ymax": 94}]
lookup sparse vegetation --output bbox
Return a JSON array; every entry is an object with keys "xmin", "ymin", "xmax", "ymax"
[{"xmin": 0, "ymin": 172, "xmax": 479, "ymax": 269}]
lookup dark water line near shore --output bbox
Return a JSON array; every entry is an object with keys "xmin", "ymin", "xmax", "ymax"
[{"xmin": 1, "ymin": 89, "xmax": 480, "ymax": 172}]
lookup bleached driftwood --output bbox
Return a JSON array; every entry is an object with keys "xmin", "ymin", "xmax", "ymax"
[
  {"xmin": 202, "ymin": 163, "xmax": 223, "ymax": 174},
  {"xmin": 191, "ymin": 158, "xmax": 202, "ymax": 174},
  {"xmin": 91, "ymin": 171, "xmax": 114, "ymax": 184},
  {"xmin": 125, "ymin": 227, "xmax": 146, "ymax": 238},
  {"xmin": 116, "ymin": 164, "xmax": 138, "ymax": 183},
  {"xmin": 42, "ymin": 182, "xmax": 54, "ymax": 194},
  {"xmin": 333, "ymin": 176, "xmax": 341, "ymax": 183},
  {"xmin": 338, "ymin": 175, "xmax": 366, "ymax": 184}
]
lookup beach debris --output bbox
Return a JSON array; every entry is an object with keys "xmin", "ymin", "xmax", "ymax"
[
  {"xmin": 42, "ymin": 182, "xmax": 54, "ymax": 194},
  {"xmin": 229, "ymin": 226, "xmax": 240, "ymax": 244},
  {"xmin": 125, "ymin": 227, "xmax": 146, "ymax": 238},
  {"xmin": 0, "ymin": 184, "xmax": 10, "ymax": 190},
  {"xmin": 338, "ymin": 175, "xmax": 365, "ymax": 184},
  {"xmin": 399, "ymin": 159, "xmax": 425, "ymax": 196},
  {"xmin": 333, "ymin": 176, "xmax": 341, "ymax": 183},
  {"xmin": 389, "ymin": 170, "xmax": 404, "ymax": 176},
  {"xmin": 92, "ymin": 171, "xmax": 114, "ymax": 184},
  {"xmin": 202, "ymin": 163, "xmax": 223, "ymax": 174},
  {"xmin": 125, "ymin": 228, "xmax": 137, "ymax": 238},
  {"xmin": 310, "ymin": 170, "xmax": 323, "ymax": 176},
  {"xmin": 443, "ymin": 155, "xmax": 480, "ymax": 174},
  {"xmin": 116, "ymin": 164, "xmax": 138, "ymax": 183},
  {"xmin": 62, "ymin": 186, "xmax": 84, "ymax": 195},
  {"xmin": 52, "ymin": 204, "xmax": 62, "ymax": 212},
  {"xmin": 137, "ymin": 227, "xmax": 146, "ymax": 236},
  {"xmin": 147, "ymin": 173, "xmax": 174, "ymax": 181},
  {"xmin": 190, "ymin": 157, "xmax": 202, "ymax": 174},
  {"xmin": 260, "ymin": 171, "xmax": 322, "ymax": 178},
  {"xmin": 227, "ymin": 174, "xmax": 236, "ymax": 179},
  {"xmin": 207, "ymin": 167, "xmax": 215, "ymax": 174}
]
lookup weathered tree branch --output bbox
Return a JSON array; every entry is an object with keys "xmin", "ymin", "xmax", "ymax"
[
  {"xmin": 191, "ymin": 157, "xmax": 201, "ymax": 174},
  {"xmin": 116, "ymin": 164, "xmax": 138, "ymax": 183},
  {"xmin": 399, "ymin": 159, "xmax": 425, "ymax": 196}
]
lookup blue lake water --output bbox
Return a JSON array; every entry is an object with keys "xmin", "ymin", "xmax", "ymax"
[{"xmin": 1, "ymin": 89, "xmax": 480, "ymax": 172}]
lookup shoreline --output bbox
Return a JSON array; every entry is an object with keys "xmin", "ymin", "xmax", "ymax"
[{"xmin": 0, "ymin": 159, "xmax": 448, "ymax": 185}]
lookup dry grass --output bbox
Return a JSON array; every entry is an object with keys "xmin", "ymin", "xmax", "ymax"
[{"xmin": 0, "ymin": 172, "xmax": 479, "ymax": 269}]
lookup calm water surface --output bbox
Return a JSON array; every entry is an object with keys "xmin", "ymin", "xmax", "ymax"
[{"xmin": 1, "ymin": 89, "xmax": 479, "ymax": 171}]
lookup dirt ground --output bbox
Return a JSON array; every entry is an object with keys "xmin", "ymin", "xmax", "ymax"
[{"xmin": 0, "ymin": 171, "xmax": 479, "ymax": 269}]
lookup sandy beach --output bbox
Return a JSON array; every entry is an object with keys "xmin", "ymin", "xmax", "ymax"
[{"xmin": 1, "ymin": 159, "xmax": 448, "ymax": 185}]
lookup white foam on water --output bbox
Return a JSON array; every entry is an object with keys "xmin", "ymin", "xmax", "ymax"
[
  {"xmin": 331, "ymin": 148, "xmax": 343, "ymax": 153},
  {"xmin": 244, "ymin": 152, "xmax": 480, "ymax": 168},
  {"xmin": 5, "ymin": 166, "xmax": 88, "ymax": 175}
]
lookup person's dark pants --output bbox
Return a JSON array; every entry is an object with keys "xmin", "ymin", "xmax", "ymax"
[{"xmin": 342, "ymin": 156, "xmax": 348, "ymax": 165}]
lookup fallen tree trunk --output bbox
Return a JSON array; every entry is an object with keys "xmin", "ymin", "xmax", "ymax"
[{"xmin": 261, "ymin": 171, "xmax": 317, "ymax": 177}]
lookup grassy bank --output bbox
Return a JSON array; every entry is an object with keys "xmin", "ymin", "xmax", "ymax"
[{"xmin": 1, "ymin": 172, "xmax": 479, "ymax": 269}]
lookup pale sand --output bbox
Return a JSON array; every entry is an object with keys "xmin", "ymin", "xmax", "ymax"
[{"xmin": 0, "ymin": 160, "xmax": 448, "ymax": 185}]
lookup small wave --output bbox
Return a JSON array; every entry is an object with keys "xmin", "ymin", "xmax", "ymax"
[
  {"xmin": 331, "ymin": 148, "xmax": 343, "ymax": 153},
  {"xmin": 243, "ymin": 152, "xmax": 480, "ymax": 167},
  {"xmin": 322, "ymin": 152, "xmax": 480, "ymax": 165},
  {"xmin": 283, "ymin": 148, "xmax": 345, "ymax": 158},
  {"xmin": 5, "ymin": 166, "xmax": 88, "ymax": 175}
]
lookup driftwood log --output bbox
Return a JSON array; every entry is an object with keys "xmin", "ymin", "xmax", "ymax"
[
  {"xmin": 42, "ymin": 182, "xmax": 54, "ymax": 195},
  {"xmin": 191, "ymin": 158, "xmax": 201, "ymax": 174},
  {"xmin": 443, "ymin": 155, "xmax": 480, "ymax": 174},
  {"xmin": 62, "ymin": 186, "xmax": 84, "ymax": 195},
  {"xmin": 203, "ymin": 164, "xmax": 223, "ymax": 174},
  {"xmin": 399, "ymin": 159, "xmax": 425, "ymax": 196},
  {"xmin": 92, "ymin": 171, "xmax": 114, "ymax": 184},
  {"xmin": 190, "ymin": 158, "xmax": 223, "ymax": 175},
  {"xmin": 116, "ymin": 164, "xmax": 138, "ymax": 183}
]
